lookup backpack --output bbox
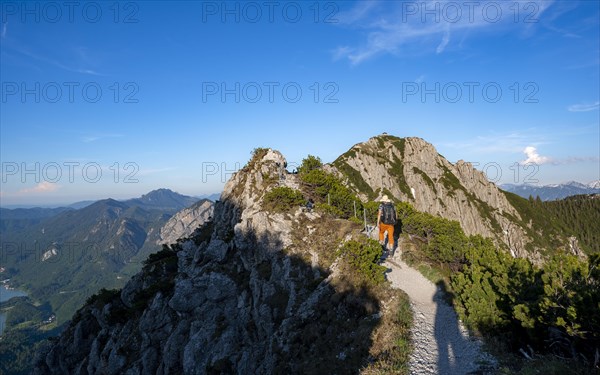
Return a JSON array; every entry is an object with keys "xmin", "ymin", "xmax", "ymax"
[{"xmin": 381, "ymin": 203, "xmax": 396, "ymax": 225}]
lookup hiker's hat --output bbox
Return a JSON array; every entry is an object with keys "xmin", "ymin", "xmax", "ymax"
[{"xmin": 380, "ymin": 195, "xmax": 391, "ymax": 203}]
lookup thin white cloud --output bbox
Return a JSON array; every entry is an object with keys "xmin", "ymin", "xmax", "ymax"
[
  {"xmin": 18, "ymin": 182, "xmax": 60, "ymax": 194},
  {"xmin": 82, "ymin": 134, "xmax": 124, "ymax": 143},
  {"xmin": 6, "ymin": 42, "xmax": 103, "ymax": 76},
  {"xmin": 332, "ymin": 46, "xmax": 354, "ymax": 61},
  {"xmin": 567, "ymin": 101, "xmax": 600, "ymax": 112},
  {"xmin": 436, "ymin": 28, "xmax": 450, "ymax": 54},
  {"xmin": 521, "ymin": 146, "xmax": 552, "ymax": 165},
  {"xmin": 26, "ymin": 48, "xmax": 102, "ymax": 75},
  {"xmin": 82, "ymin": 136, "xmax": 101, "ymax": 143},
  {"xmin": 336, "ymin": 0, "xmax": 380, "ymax": 25},
  {"xmin": 1, "ymin": 22, "xmax": 7, "ymax": 39},
  {"xmin": 441, "ymin": 130, "xmax": 546, "ymax": 155},
  {"xmin": 562, "ymin": 156, "xmax": 600, "ymax": 164},
  {"xmin": 334, "ymin": 0, "xmax": 555, "ymax": 65}
]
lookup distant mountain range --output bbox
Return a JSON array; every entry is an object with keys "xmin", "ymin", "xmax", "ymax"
[
  {"xmin": 500, "ymin": 181, "xmax": 600, "ymax": 201},
  {"xmin": 0, "ymin": 189, "xmax": 213, "ymax": 324},
  {"xmin": 197, "ymin": 192, "xmax": 221, "ymax": 202},
  {"xmin": 126, "ymin": 188, "xmax": 201, "ymax": 210},
  {"xmin": 0, "ymin": 207, "xmax": 74, "ymax": 233},
  {"xmin": 1, "ymin": 189, "xmax": 221, "ymax": 210}
]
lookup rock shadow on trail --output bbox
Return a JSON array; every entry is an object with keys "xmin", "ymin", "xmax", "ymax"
[
  {"xmin": 433, "ymin": 281, "xmax": 489, "ymax": 375},
  {"xmin": 434, "ymin": 281, "xmax": 460, "ymax": 374}
]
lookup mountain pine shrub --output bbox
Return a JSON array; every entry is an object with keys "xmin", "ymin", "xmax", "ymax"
[
  {"xmin": 263, "ymin": 187, "xmax": 305, "ymax": 213},
  {"xmin": 337, "ymin": 238, "xmax": 387, "ymax": 285}
]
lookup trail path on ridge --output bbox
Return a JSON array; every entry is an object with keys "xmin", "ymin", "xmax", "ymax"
[{"xmin": 383, "ymin": 252, "xmax": 496, "ymax": 375}]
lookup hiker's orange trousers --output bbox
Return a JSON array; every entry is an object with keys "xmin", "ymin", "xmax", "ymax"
[{"xmin": 379, "ymin": 223, "xmax": 394, "ymax": 247}]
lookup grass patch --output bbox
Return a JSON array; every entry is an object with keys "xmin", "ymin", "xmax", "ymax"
[
  {"xmin": 487, "ymin": 336, "xmax": 598, "ymax": 375},
  {"xmin": 415, "ymin": 263, "xmax": 445, "ymax": 285},
  {"xmin": 389, "ymin": 153, "xmax": 413, "ymax": 199},
  {"xmin": 362, "ymin": 290, "xmax": 413, "ymax": 374},
  {"xmin": 412, "ymin": 167, "xmax": 436, "ymax": 193},
  {"xmin": 333, "ymin": 160, "xmax": 376, "ymax": 200}
]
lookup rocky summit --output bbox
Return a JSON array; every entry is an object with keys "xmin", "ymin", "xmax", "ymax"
[{"xmin": 331, "ymin": 135, "xmax": 575, "ymax": 260}]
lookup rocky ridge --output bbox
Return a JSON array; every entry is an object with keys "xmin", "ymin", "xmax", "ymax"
[{"xmin": 33, "ymin": 149, "xmax": 396, "ymax": 374}]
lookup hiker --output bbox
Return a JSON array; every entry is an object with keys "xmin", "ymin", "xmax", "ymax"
[
  {"xmin": 276, "ymin": 162, "xmax": 285, "ymax": 181},
  {"xmin": 305, "ymin": 198, "xmax": 314, "ymax": 212},
  {"xmin": 377, "ymin": 195, "xmax": 396, "ymax": 254}
]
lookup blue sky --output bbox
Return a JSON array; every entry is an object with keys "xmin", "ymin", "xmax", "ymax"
[{"xmin": 1, "ymin": 0, "xmax": 598, "ymax": 206}]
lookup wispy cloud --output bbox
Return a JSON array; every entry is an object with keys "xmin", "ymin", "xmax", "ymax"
[
  {"xmin": 567, "ymin": 101, "xmax": 599, "ymax": 112},
  {"xmin": 18, "ymin": 182, "xmax": 60, "ymax": 194},
  {"xmin": 441, "ymin": 130, "xmax": 546, "ymax": 154},
  {"xmin": 82, "ymin": 134, "xmax": 124, "ymax": 143},
  {"xmin": 1, "ymin": 22, "xmax": 7, "ymax": 39},
  {"xmin": 562, "ymin": 155, "xmax": 600, "ymax": 164},
  {"xmin": 4, "ymin": 41, "xmax": 104, "ymax": 76},
  {"xmin": 436, "ymin": 27, "xmax": 450, "ymax": 54},
  {"xmin": 337, "ymin": 0, "xmax": 380, "ymax": 25},
  {"xmin": 334, "ymin": 1, "xmax": 555, "ymax": 65},
  {"xmin": 22, "ymin": 46, "xmax": 104, "ymax": 76}
]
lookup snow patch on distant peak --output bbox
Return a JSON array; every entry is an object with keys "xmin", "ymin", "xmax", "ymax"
[
  {"xmin": 587, "ymin": 180, "xmax": 600, "ymax": 189},
  {"xmin": 42, "ymin": 248, "xmax": 58, "ymax": 262}
]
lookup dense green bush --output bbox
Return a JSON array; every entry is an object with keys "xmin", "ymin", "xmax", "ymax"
[
  {"xmin": 451, "ymin": 240, "xmax": 600, "ymax": 362},
  {"xmin": 402, "ymin": 211, "xmax": 467, "ymax": 267},
  {"xmin": 338, "ymin": 238, "xmax": 387, "ymax": 285},
  {"xmin": 263, "ymin": 186, "xmax": 305, "ymax": 213},
  {"xmin": 451, "ymin": 236, "xmax": 516, "ymax": 334},
  {"xmin": 297, "ymin": 154, "xmax": 322, "ymax": 175},
  {"xmin": 395, "ymin": 201, "xmax": 415, "ymax": 220},
  {"xmin": 300, "ymin": 168, "xmax": 362, "ymax": 219},
  {"xmin": 361, "ymin": 201, "xmax": 381, "ymax": 223},
  {"xmin": 535, "ymin": 254, "xmax": 599, "ymax": 356},
  {"xmin": 314, "ymin": 203, "xmax": 345, "ymax": 218}
]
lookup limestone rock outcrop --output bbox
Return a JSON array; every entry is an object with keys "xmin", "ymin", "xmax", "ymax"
[{"xmin": 158, "ymin": 200, "xmax": 214, "ymax": 245}]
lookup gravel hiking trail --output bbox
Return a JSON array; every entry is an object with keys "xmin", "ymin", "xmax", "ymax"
[{"xmin": 383, "ymin": 252, "xmax": 497, "ymax": 375}]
